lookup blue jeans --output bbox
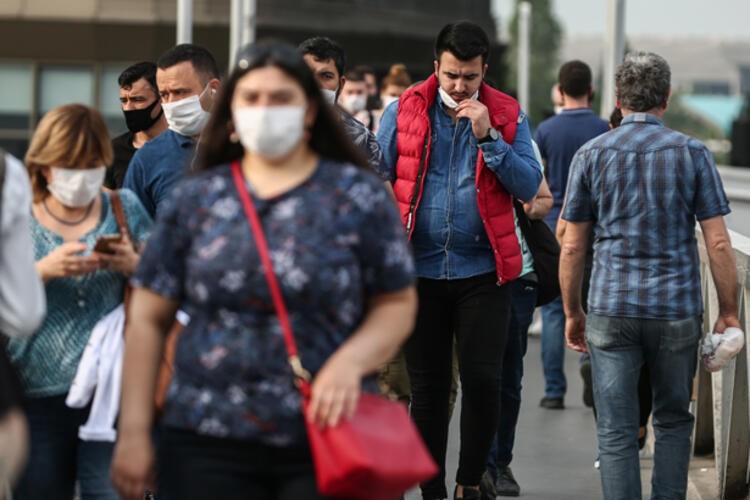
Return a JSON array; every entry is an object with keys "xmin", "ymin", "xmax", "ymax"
[
  {"xmin": 14, "ymin": 394, "xmax": 118, "ymax": 500},
  {"xmin": 541, "ymin": 297, "xmax": 567, "ymax": 399},
  {"xmin": 586, "ymin": 314, "xmax": 701, "ymax": 500},
  {"xmin": 487, "ymin": 278, "xmax": 538, "ymax": 477}
]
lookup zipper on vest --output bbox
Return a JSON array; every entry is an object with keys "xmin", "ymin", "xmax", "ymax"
[{"xmin": 406, "ymin": 135, "xmax": 430, "ymax": 235}]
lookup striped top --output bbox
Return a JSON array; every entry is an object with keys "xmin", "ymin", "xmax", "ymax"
[
  {"xmin": 562, "ymin": 113, "xmax": 730, "ymax": 320},
  {"xmin": 7, "ymin": 189, "xmax": 151, "ymax": 397}
]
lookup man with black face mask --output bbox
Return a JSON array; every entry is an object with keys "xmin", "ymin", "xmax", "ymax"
[{"xmin": 106, "ymin": 62, "xmax": 167, "ymax": 189}]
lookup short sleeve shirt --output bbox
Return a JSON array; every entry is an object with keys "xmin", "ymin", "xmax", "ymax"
[
  {"xmin": 133, "ymin": 159, "xmax": 415, "ymax": 446},
  {"xmin": 562, "ymin": 113, "xmax": 730, "ymax": 319}
]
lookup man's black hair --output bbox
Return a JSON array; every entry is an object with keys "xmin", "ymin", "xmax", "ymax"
[
  {"xmin": 558, "ymin": 60, "xmax": 593, "ymax": 99},
  {"xmin": 434, "ymin": 21, "xmax": 490, "ymax": 64},
  {"xmin": 298, "ymin": 37, "xmax": 346, "ymax": 79},
  {"xmin": 157, "ymin": 43, "xmax": 220, "ymax": 83},
  {"xmin": 118, "ymin": 61, "xmax": 158, "ymax": 92}
]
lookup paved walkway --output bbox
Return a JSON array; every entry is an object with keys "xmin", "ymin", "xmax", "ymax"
[{"xmin": 406, "ymin": 330, "xmax": 719, "ymax": 499}]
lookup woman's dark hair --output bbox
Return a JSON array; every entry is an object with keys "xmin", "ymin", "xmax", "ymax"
[{"xmin": 197, "ymin": 42, "xmax": 368, "ymax": 171}]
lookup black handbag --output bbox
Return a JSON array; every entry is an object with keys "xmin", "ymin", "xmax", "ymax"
[{"xmin": 513, "ymin": 199, "xmax": 561, "ymax": 307}]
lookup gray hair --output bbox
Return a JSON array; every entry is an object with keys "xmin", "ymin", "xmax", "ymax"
[{"xmin": 615, "ymin": 51, "xmax": 671, "ymax": 112}]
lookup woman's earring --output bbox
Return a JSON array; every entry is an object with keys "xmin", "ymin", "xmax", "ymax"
[{"xmin": 229, "ymin": 131, "xmax": 239, "ymax": 143}]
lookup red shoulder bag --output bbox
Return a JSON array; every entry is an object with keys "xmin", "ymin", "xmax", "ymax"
[{"xmin": 231, "ymin": 161, "xmax": 437, "ymax": 499}]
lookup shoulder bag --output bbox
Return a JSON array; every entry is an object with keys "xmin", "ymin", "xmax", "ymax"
[
  {"xmin": 514, "ymin": 199, "xmax": 561, "ymax": 307},
  {"xmin": 231, "ymin": 161, "xmax": 437, "ymax": 499}
]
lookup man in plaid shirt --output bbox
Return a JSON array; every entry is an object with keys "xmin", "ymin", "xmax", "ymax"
[{"xmin": 559, "ymin": 51, "xmax": 739, "ymax": 499}]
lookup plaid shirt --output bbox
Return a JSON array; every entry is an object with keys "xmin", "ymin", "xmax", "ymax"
[{"xmin": 562, "ymin": 113, "xmax": 730, "ymax": 320}]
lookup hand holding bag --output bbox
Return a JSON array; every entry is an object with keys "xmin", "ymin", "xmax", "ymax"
[{"xmin": 231, "ymin": 161, "xmax": 437, "ymax": 499}]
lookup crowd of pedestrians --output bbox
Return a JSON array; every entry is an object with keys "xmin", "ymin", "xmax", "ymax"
[{"xmin": 0, "ymin": 17, "xmax": 738, "ymax": 500}]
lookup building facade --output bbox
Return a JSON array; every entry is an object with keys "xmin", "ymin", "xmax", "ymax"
[{"xmin": 0, "ymin": 0, "xmax": 505, "ymax": 158}]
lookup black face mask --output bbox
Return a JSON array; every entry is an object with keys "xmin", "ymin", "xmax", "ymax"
[{"xmin": 123, "ymin": 98, "xmax": 163, "ymax": 133}]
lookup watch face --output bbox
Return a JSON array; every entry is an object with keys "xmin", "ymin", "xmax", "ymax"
[{"xmin": 489, "ymin": 128, "xmax": 499, "ymax": 141}]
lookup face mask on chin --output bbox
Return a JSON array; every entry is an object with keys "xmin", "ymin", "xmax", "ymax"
[
  {"xmin": 162, "ymin": 85, "xmax": 212, "ymax": 137},
  {"xmin": 123, "ymin": 98, "xmax": 163, "ymax": 133},
  {"xmin": 233, "ymin": 106, "xmax": 306, "ymax": 160},
  {"xmin": 438, "ymin": 86, "xmax": 479, "ymax": 110},
  {"xmin": 47, "ymin": 166, "xmax": 106, "ymax": 207}
]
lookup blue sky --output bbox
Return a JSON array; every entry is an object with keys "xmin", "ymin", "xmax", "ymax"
[{"xmin": 494, "ymin": 0, "xmax": 750, "ymax": 38}]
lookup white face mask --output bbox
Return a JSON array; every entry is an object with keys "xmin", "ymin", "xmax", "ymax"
[
  {"xmin": 438, "ymin": 86, "xmax": 479, "ymax": 110},
  {"xmin": 381, "ymin": 95, "xmax": 399, "ymax": 109},
  {"xmin": 320, "ymin": 88, "xmax": 338, "ymax": 106},
  {"xmin": 340, "ymin": 94, "xmax": 367, "ymax": 114},
  {"xmin": 162, "ymin": 85, "xmax": 212, "ymax": 137},
  {"xmin": 233, "ymin": 106, "xmax": 306, "ymax": 160},
  {"xmin": 47, "ymin": 166, "xmax": 105, "ymax": 207}
]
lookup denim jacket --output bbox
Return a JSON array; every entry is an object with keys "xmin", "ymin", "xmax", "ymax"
[{"xmin": 378, "ymin": 94, "xmax": 541, "ymax": 280}]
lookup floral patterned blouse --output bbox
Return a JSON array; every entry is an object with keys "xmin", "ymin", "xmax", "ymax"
[{"xmin": 134, "ymin": 159, "xmax": 415, "ymax": 446}]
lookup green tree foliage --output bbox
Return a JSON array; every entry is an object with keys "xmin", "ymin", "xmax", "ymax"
[
  {"xmin": 663, "ymin": 93, "xmax": 725, "ymax": 141},
  {"xmin": 506, "ymin": 0, "xmax": 563, "ymax": 127}
]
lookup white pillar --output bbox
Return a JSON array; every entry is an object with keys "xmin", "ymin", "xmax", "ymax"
[
  {"xmin": 176, "ymin": 0, "xmax": 193, "ymax": 44},
  {"xmin": 242, "ymin": 0, "xmax": 256, "ymax": 46},
  {"xmin": 229, "ymin": 0, "xmax": 243, "ymax": 67},
  {"xmin": 601, "ymin": 0, "xmax": 626, "ymax": 118},
  {"xmin": 517, "ymin": 2, "xmax": 531, "ymax": 113}
]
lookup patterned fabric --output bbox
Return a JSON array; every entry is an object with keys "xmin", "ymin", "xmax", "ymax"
[
  {"xmin": 562, "ymin": 113, "xmax": 730, "ymax": 319},
  {"xmin": 338, "ymin": 109, "xmax": 389, "ymax": 182},
  {"xmin": 8, "ymin": 189, "xmax": 152, "ymax": 397},
  {"xmin": 133, "ymin": 159, "xmax": 414, "ymax": 446}
]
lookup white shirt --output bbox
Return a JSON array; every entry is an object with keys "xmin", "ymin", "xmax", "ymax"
[{"xmin": 0, "ymin": 153, "xmax": 46, "ymax": 337}]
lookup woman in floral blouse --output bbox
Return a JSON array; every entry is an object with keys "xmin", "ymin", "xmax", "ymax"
[{"xmin": 111, "ymin": 43, "xmax": 417, "ymax": 500}]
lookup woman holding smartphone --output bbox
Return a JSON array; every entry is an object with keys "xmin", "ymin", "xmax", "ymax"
[{"xmin": 7, "ymin": 104, "xmax": 152, "ymax": 500}]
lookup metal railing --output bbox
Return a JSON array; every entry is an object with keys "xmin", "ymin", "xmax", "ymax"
[{"xmin": 694, "ymin": 227, "xmax": 750, "ymax": 499}]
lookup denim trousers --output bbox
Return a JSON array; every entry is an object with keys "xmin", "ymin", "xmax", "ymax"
[
  {"xmin": 586, "ymin": 313, "xmax": 701, "ymax": 500},
  {"xmin": 487, "ymin": 278, "xmax": 538, "ymax": 477},
  {"xmin": 159, "ymin": 426, "xmax": 322, "ymax": 500},
  {"xmin": 405, "ymin": 273, "xmax": 511, "ymax": 499},
  {"xmin": 541, "ymin": 297, "xmax": 567, "ymax": 399},
  {"xmin": 13, "ymin": 394, "xmax": 118, "ymax": 500}
]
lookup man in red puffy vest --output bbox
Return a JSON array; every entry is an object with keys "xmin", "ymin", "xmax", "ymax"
[{"xmin": 377, "ymin": 21, "xmax": 542, "ymax": 500}]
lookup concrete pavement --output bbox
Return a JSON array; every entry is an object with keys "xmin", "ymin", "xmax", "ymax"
[{"xmin": 406, "ymin": 332, "xmax": 720, "ymax": 499}]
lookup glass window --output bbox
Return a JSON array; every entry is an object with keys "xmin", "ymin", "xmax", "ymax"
[
  {"xmin": 39, "ymin": 65, "xmax": 94, "ymax": 116},
  {"xmin": 0, "ymin": 62, "xmax": 33, "ymax": 129},
  {"xmin": 99, "ymin": 65, "xmax": 127, "ymax": 136}
]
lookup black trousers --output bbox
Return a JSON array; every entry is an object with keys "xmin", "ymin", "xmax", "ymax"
[
  {"xmin": 405, "ymin": 273, "xmax": 511, "ymax": 499},
  {"xmin": 159, "ymin": 427, "xmax": 323, "ymax": 500}
]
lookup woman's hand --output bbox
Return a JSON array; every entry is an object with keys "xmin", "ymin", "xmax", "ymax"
[
  {"xmin": 307, "ymin": 352, "xmax": 364, "ymax": 428},
  {"xmin": 110, "ymin": 429, "xmax": 156, "ymax": 500},
  {"xmin": 36, "ymin": 241, "xmax": 101, "ymax": 282},
  {"xmin": 96, "ymin": 235, "xmax": 140, "ymax": 275}
]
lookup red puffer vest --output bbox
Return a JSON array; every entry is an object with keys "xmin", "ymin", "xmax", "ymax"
[{"xmin": 393, "ymin": 74, "xmax": 523, "ymax": 284}]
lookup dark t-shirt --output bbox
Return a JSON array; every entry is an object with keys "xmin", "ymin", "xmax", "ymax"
[
  {"xmin": 533, "ymin": 108, "xmax": 609, "ymax": 231},
  {"xmin": 106, "ymin": 131, "xmax": 136, "ymax": 189}
]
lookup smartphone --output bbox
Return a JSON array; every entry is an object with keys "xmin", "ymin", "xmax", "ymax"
[{"xmin": 93, "ymin": 234, "xmax": 123, "ymax": 254}]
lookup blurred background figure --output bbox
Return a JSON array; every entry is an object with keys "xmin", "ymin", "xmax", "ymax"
[
  {"xmin": 0, "ymin": 149, "xmax": 46, "ymax": 498},
  {"xmin": 9, "ymin": 104, "xmax": 151, "ymax": 500},
  {"xmin": 111, "ymin": 43, "xmax": 416, "ymax": 500},
  {"xmin": 340, "ymin": 67, "xmax": 375, "ymax": 130},
  {"xmin": 372, "ymin": 64, "xmax": 412, "ymax": 132},
  {"xmin": 106, "ymin": 62, "xmax": 167, "ymax": 190}
]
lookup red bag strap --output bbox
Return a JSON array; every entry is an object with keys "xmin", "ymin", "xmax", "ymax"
[{"xmin": 230, "ymin": 161, "xmax": 312, "ymax": 394}]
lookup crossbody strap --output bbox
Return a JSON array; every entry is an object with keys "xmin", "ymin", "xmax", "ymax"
[
  {"xmin": 230, "ymin": 161, "xmax": 312, "ymax": 394},
  {"xmin": 109, "ymin": 191, "xmax": 134, "ymax": 249}
]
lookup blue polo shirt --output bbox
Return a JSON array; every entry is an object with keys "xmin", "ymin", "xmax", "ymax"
[
  {"xmin": 533, "ymin": 108, "xmax": 609, "ymax": 231},
  {"xmin": 123, "ymin": 129, "xmax": 195, "ymax": 218}
]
